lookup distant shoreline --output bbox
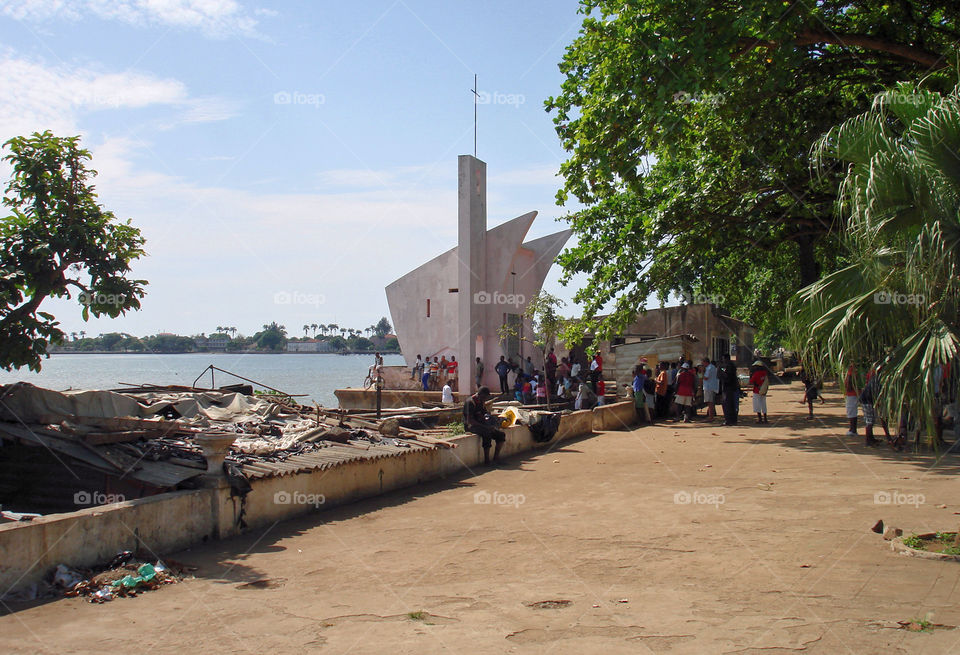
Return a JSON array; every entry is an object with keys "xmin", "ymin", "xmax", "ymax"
[{"xmin": 47, "ymin": 351, "xmax": 403, "ymax": 356}]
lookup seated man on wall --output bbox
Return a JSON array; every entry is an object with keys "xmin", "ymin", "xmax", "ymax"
[{"xmin": 463, "ymin": 386, "xmax": 506, "ymax": 466}]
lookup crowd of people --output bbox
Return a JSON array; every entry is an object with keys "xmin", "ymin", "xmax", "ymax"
[
  {"xmin": 629, "ymin": 355, "xmax": 771, "ymax": 426},
  {"xmin": 409, "ymin": 349, "xmax": 611, "ymax": 410},
  {"xmin": 492, "ymin": 349, "xmax": 609, "ymax": 410},
  {"xmin": 410, "ymin": 353, "xmax": 461, "ymax": 393}
]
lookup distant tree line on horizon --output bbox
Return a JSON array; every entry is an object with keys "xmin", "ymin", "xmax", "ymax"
[{"xmin": 52, "ymin": 317, "xmax": 399, "ymax": 354}]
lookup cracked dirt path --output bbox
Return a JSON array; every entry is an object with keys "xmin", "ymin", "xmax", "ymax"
[{"xmin": 3, "ymin": 383, "xmax": 960, "ymax": 653}]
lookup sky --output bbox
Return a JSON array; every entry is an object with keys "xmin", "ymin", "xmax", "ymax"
[{"xmin": 0, "ymin": 0, "xmax": 590, "ymax": 339}]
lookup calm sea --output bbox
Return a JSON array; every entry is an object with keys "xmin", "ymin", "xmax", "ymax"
[{"xmin": 0, "ymin": 353, "xmax": 405, "ymax": 408}]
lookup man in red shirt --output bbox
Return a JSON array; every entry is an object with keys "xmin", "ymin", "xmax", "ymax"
[
  {"xmin": 674, "ymin": 362, "xmax": 696, "ymax": 422},
  {"xmin": 748, "ymin": 360, "xmax": 769, "ymax": 424}
]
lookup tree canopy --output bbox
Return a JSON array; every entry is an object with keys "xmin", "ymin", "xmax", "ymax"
[
  {"xmin": 548, "ymin": 0, "xmax": 959, "ymax": 346},
  {"xmin": 0, "ymin": 131, "xmax": 146, "ymax": 371}
]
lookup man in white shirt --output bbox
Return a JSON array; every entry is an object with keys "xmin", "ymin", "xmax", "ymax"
[
  {"xmin": 441, "ymin": 382, "xmax": 454, "ymax": 404},
  {"xmin": 702, "ymin": 358, "xmax": 719, "ymax": 421}
]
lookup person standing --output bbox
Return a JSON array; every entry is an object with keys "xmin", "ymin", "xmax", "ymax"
[
  {"xmin": 474, "ymin": 357, "xmax": 484, "ymax": 391},
  {"xmin": 859, "ymin": 365, "xmax": 887, "ymax": 446},
  {"xmin": 576, "ymin": 379, "xmax": 598, "ymax": 410},
  {"xmin": 570, "ymin": 357, "xmax": 582, "ymax": 381},
  {"xmin": 843, "ymin": 362, "xmax": 859, "ymax": 436},
  {"xmin": 655, "ymin": 362, "xmax": 670, "ymax": 419},
  {"xmin": 536, "ymin": 374, "xmax": 547, "ymax": 404},
  {"xmin": 748, "ymin": 360, "xmax": 769, "ymax": 424},
  {"xmin": 675, "ymin": 362, "xmax": 696, "ymax": 422},
  {"xmin": 447, "ymin": 355, "xmax": 458, "ymax": 391},
  {"xmin": 589, "ymin": 351, "xmax": 603, "ymax": 392},
  {"xmin": 429, "ymin": 356, "xmax": 440, "ymax": 390},
  {"xmin": 800, "ymin": 369, "xmax": 820, "ymax": 419},
  {"xmin": 702, "ymin": 358, "xmax": 719, "ymax": 421},
  {"xmin": 545, "ymin": 347, "xmax": 558, "ymax": 392},
  {"xmin": 438, "ymin": 354, "xmax": 448, "ymax": 388},
  {"xmin": 720, "ymin": 354, "xmax": 740, "ymax": 426},
  {"xmin": 632, "ymin": 366, "xmax": 647, "ymax": 423},
  {"xmin": 463, "ymin": 387, "xmax": 505, "ymax": 466},
  {"xmin": 495, "ymin": 356, "xmax": 510, "ymax": 394},
  {"xmin": 411, "ymin": 354, "xmax": 423, "ymax": 380}
]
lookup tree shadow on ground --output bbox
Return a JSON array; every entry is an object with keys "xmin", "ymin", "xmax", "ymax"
[{"xmin": 716, "ymin": 407, "xmax": 960, "ymax": 476}]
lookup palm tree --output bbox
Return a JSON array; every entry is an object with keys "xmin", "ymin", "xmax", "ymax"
[
  {"xmin": 79, "ymin": 330, "xmax": 86, "ymax": 340},
  {"xmin": 311, "ymin": 323, "xmax": 318, "ymax": 337},
  {"xmin": 70, "ymin": 331, "xmax": 77, "ymax": 341},
  {"xmin": 787, "ymin": 82, "xmax": 960, "ymax": 441},
  {"xmin": 303, "ymin": 324, "xmax": 310, "ymax": 337}
]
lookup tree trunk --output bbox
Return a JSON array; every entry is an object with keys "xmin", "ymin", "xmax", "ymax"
[{"xmin": 795, "ymin": 234, "xmax": 820, "ymax": 288}]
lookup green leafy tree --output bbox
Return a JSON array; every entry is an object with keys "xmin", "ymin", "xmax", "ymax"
[
  {"xmin": 0, "ymin": 131, "xmax": 147, "ymax": 370},
  {"xmin": 547, "ymin": 1, "xmax": 958, "ymax": 345},
  {"xmin": 256, "ymin": 322, "xmax": 287, "ymax": 351},
  {"xmin": 787, "ymin": 82, "xmax": 960, "ymax": 441},
  {"xmin": 374, "ymin": 316, "xmax": 392, "ymax": 338},
  {"xmin": 500, "ymin": 292, "xmax": 571, "ymax": 403}
]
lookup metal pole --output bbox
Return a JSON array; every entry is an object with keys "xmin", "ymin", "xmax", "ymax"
[
  {"xmin": 473, "ymin": 73, "xmax": 477, "ymax": 157},
  {"xmin": 376, "ymin": 375, "xmax": 382, "ymax": 419}
]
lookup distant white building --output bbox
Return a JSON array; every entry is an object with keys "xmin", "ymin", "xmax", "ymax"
[
  {"xmin": 194, "ymin": 335, "xmax": 230, "ymax": 351},
  {"xmin": 286, "ymin": 340, "xmax": 335, "ymax": 353}
]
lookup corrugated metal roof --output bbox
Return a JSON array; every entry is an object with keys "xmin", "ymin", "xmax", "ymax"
[{"xmin": 236, "ymin": 439, "xmax": 435, "ymax": 479}]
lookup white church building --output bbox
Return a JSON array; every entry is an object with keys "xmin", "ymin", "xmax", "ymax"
[{"xmin": 385, "ymin": 155, "xmax": 571, "ymax": 392}]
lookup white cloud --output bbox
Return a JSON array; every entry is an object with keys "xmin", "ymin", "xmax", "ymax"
[
  {"xmin": 0, "ymin": 0, "xmax": 263, "ymax": 38},
  {"xmin": 0, "ymin": 52, "xmax": 235, "ymax": 144}
]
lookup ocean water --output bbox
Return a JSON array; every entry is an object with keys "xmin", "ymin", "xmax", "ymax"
[{"xmin": 0, "ymin": 352, "xmax": 405, "ymax": 408}]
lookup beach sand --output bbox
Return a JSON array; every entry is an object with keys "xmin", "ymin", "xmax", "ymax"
[{"xmin": 3, "ymin": 381, "xmax": 960, "ymax": 654}]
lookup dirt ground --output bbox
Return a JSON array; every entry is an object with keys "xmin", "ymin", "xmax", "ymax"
[{"xmin": 4, "ymin": 381, "xmax": 960, "ymax": 654}]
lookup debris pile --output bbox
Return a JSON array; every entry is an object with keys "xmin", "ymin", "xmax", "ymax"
[{"xmin": 52, "ymin": 551, "xmax": 191, "ymax": 603}]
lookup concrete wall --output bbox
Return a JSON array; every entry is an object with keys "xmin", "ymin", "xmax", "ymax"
[
  {"xmin": 334, "ymin": 388, "xmax": 470, "ymax": 411},
  {"xmin": 0, "ymin": 489, "xmax": 213, "ymax": 595},
  {"xmin": 592, "ymin": 401, "xmax": 637, "ymax": 432},
  {"xmin": 1, "ymin": 405, "xmax": 636, "ymax": 595}
]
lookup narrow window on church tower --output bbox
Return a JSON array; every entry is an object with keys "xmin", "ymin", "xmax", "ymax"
[{"xmin": 426, "ymin": 299, "xmax": 431, "ymax": 318}]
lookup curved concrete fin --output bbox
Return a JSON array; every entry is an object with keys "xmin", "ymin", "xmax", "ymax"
[
  {"xmin": 517, "ymin": 228, "xmax": 573, "ymax": 287},
  {"xmin": 484, "ymin": 211, "xmax": 537, "ymax": 292}
]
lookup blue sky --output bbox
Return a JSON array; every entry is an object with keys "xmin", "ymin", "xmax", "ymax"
[{"xmin": 0, "ymin": 0, "xmax": 588, "ymax": 338}]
